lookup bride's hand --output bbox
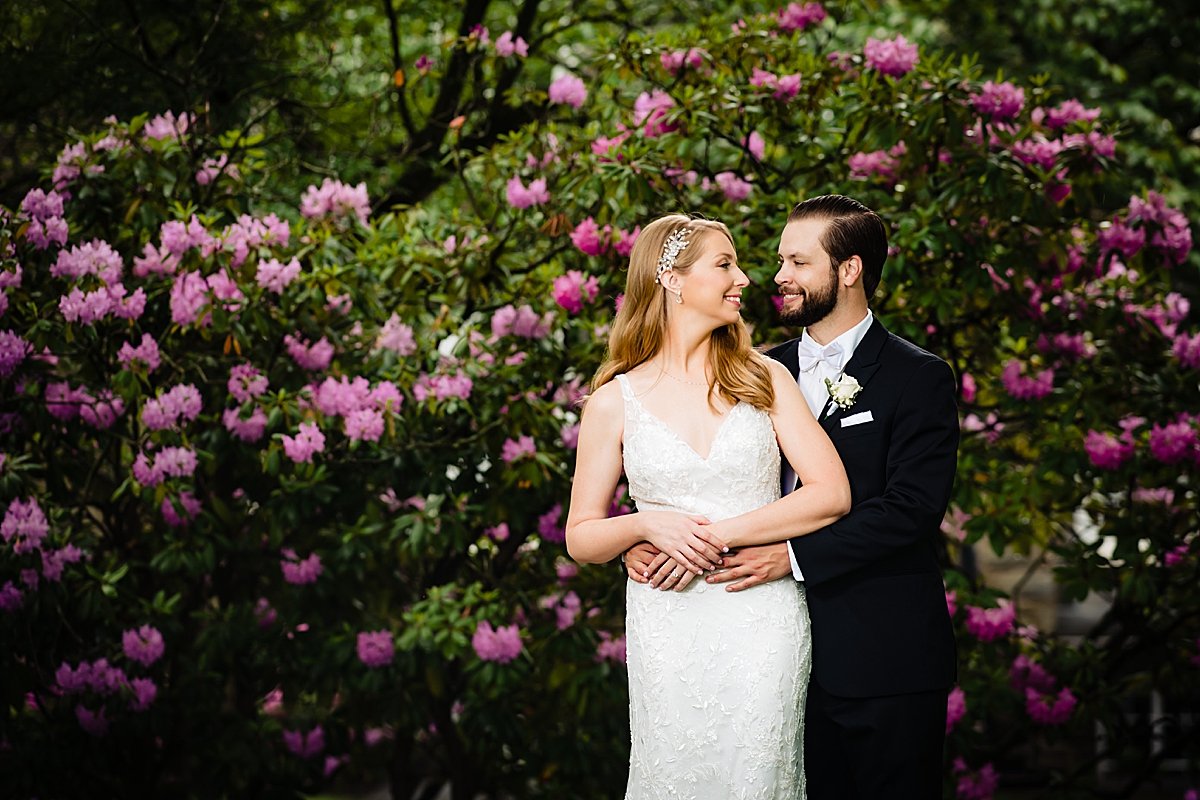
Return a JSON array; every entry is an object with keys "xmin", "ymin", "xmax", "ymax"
[
  {"xmin": 639, "ymin": 511, "xmax": 725, "ymax": 574},
  {"xmin": 649, "ymin": 557, "xmax": 698, "ymax": 592}
]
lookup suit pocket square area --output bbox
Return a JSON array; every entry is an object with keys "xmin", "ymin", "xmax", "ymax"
[{"xmin": 840, "ymin": 410, "xmax": 874, "ymax": 428}]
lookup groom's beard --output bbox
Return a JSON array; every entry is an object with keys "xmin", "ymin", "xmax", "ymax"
[{"xmin": 779, "ymin": 268, "xmax": 839, "ymax": 328}]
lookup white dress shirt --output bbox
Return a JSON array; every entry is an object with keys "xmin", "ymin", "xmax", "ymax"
[{"xmin": 784, "ymin": 311, "xmax": 874, "ymax": 580}]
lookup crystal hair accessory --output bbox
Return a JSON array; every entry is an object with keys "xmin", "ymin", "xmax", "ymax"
[{"xmin": 654, "ymin": 227, "xmax": 693, "ymax": 284}]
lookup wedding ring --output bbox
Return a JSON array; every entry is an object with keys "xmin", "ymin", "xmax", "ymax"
[{"xmin": 670, "ymin": 568, "xmax": 680, "ymax": 578}]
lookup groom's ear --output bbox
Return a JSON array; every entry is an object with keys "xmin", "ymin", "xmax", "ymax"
[{"xmin": 840, "ymin": 255, "xmax": 864, "ymax": 288}]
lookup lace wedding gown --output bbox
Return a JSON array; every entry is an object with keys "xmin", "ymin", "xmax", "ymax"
[{"xmin": 616, "ymin": 375, "xmax": 811, "ymax": 800}]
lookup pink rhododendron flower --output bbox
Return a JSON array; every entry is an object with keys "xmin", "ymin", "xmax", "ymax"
[
  {"xmin": 25, "ymin": 215, "xmax": 69, "ymax": 250},
  {"xmin": 357, "ymin": 630, "xmax": 395, "ymax": 667},
  {"xmin": 1163, "ymin": 543, "xmax": 1189, "ymax": 568},
  {"xmin": 1011, "ymin": 137, "xmax": 1065, "ymax": 171},
  {"xmin": 122, "ymin": 625, "xmax": 165, "ymax": 666},
  {"xmin": 1097, "ymin": 220, "xmax": 1146, "ymax": 259},
  {"xmin": 1174, "ymin": 332, "xmax": 1200, "ymax": 369},
  {"xmin": 415, "ymin": 54, "xmax": 433, "ymax": 74},
  {"xmin": 132, "ymin": 242, "xmax": 180, "ymax": 277},
  {"xmin": 228, "ymin": 363, "xmax": 268, "ymax": 403},
  {"xmin": 596, "ymin": 631, "xmax": 627, "ymax": 663},
  {"xmin": 1042, "ymin": 99, "xmax": 1101, "ymax": 129},
  {"xmin": 412, "ymin": 372, "xmax": 473, "ymax": 402},
  {"xmin": 633, "ymin": 90, "xmax": 677, "ymax": 137},
  {"xmin": 538, "ymin": 503, "xmax": 565, "ymax": 543},
  {"xmin": 76, "ymin": 705, "xmax": 109, "ymax": 737},
  {"xmin": 777, "ymin": 2, "xmax": 826, "ymax": 32},
  {"xmin": 195, "ymin": 154, "xmax": 239, "ymax": 185},
  {"xmin": 560, "ymin": 422, "xmax": 580, "ymax": 450},
  {"xmin": 169, "ymin": 271, "xmax": 209, "ymax": 326},
  {"xmin": 945, "ymin": 590, "xmax": 957, "ymax": 617},
  {"xmin": 281, "ymin": 421, "xmax": 326, "ymax": 463},
  {"xmin": 255, "ymin": 257, "xmax": 302, "ymax": 294},
  {"xmin": 376, "ymin": 314, "xmax": 416, "ymax": 355},
  {"xmin": 344, "ymin": 408, "xmax": 385, "ymax": 442},
  {"xmin": 613, "ymin": 226, "xmax": 640, "ymax": 257},
  {"xmin": 548, "ymin": 73, "xmax": 587, "ymax": 108},
  {"xmin": 0, "ymin": 581, "xmax": 22, "ymax": 612},
  {"xmin": 493, "ymin": 31, "xmax": 528, "ymax": 58},
  {"xmin": 864, "ymin": 35, "xmax": 919, "ymax": 77},
  {"xmin": 971, "ymin": 81, "xmax": 1025, "ymax": 120},
  {"xmin": 552, "ymin": 270, "xmax": 600, "ymax": 314},
  {"xmin": 485, "ymin": 523, "xmax": 509, "ymax": 542},
  {"xmin": 946, "ymin": 686, "xmax": 966, "ymax": 733},
  {"xmin": 505, "ymin": 176, "xmax": 550, "ymax": 209},
  {"xmin": 555, "ymin": 591, "xmax": 582, "ymax": 630},
  {"xmin": 491, "ymin": 304, "xmax": 551, "ymax": 338},
  {"xmin": 20, "ymin": 188, "xmax": 66, "ymax": 221},
  {"xmin": 129, "ymin": 677, "xmax": 157, "ymax": 712},
  {"xmin": 570, "ymin": 217, "xmax": 607, "ymax": 256},
  {"xmin": 51, "ymin": 239, "xmax": 123, "ymax": 283},
  {"xmin": 2, "ymin": 498, "xmax": 50, "ymax": 554},
  {"xmin": 471, "ymin": 620, "xmax": 523, "ymax": 663},
  {"xmin": 280, "ymin": 548, "xmax": 323, "ymax": 584},
  {"xmin": 284, "ymin": 333, "xmax": 335, "ymax": 371},
  {"xmin": 1010, "ymin": 654, "xmax": 1057, "ymax": 693},
  {"xmin": 79, "ymin": 389, "xmax": 125, "ymax": 429},
  {"xmin": 143, "ymin": 110, "xmax": 193, "ymax": 141},
  {"xmin": 117, "ymin": 333, "xmax": 161, "ymax": 373},
  {"xmin": 964, "ymin": 600, "xmax": 1015, "ymax": 642},
  {"xmin": 848, "ymin": 145, "xmax": 904, "ymax": 183},
  {"xmin": 223, "ymin": 406, "xmax": 268, "ymax": 442},
  {"xmin": 744, "ymin": 131, "xmax": 766, "ymax": 161},
  {"xmin": 1000, "ymin": 359, "xmax": 1054, "ymax": 400},
  {"xmin": 1084, "ymin": 430, "xmax": 1134, "ymax": 470},
  {"xmin": 300, "ymin": 178, "xmax": 370, "ymax": 226},
  {"xmin": 1026, "ymin": 686, "xmax": 1077, "ymax": 725},
  {"xmin": 715, "ymin": 172, "xmax": 753, "ymax": 202},
  {"xmin": 0, "ymin": 330, "xmax": 31, "ymax": 378},
  {"xmin": 159, "ymin": 216, "xmax": 211, "ymax": 256},
  {"xmin": 660, "ymin": 48, "xmax": 706, "ymax": 74},
  {"xmin": 140, "ymin": 384, "xmax": 203, "ymax": 431},
  {"xmin": 1148, "ymin": 421, "xmax": 1198, "ymax": 464},
  {"xmin": 41, "ymin": 544, "xmax": 83, "ymax": 582},
  {"xmin": 46, "ymin": 381, "xmax": 88, "ymax": 421},
  {"xmin": 953, "ymin": 759, "xmax": 999, "ymax": 800},
  {"xmin": 501, "ymin": 435, "xmax": 537, "ymax": 463},
  {"xmin": 283, "ymin": 726, "xmax": 325, "ymax": 758},
  {"xmin": 161, "ymin": 491, "xmax": 202, "ymax": 527}
]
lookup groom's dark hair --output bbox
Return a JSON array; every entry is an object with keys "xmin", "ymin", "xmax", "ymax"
[{"xmin": 787, "ymin": 195, "xmax": 888, "ymax": 301}]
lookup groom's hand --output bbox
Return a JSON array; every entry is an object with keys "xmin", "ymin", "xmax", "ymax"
[
  {"xmin": 624, "ymin": 542, "xmax": 663, "ymax": 584},
  {"xmin": 707, "ymin": 543, "xmax": 791, "ymax": 592}
]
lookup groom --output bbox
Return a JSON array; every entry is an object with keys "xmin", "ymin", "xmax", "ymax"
[{"xmin": 628, "ymin": 195, "xmax": 959, "ymax": 798}]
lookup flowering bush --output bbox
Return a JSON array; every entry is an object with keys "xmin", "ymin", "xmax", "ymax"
[{"xmin": 1, "ymin": 3, "xmax": 1197, "ymax": 798}]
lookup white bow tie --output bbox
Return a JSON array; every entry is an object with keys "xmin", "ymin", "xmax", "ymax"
[{"xmin": 796, "ymin": 339, "xmax": 846, "ymax": 373}]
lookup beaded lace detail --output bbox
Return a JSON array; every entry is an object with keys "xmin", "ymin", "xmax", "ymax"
[{"xmin": 616, "ymin": 374, "xmax": 810, "ymax": 800}]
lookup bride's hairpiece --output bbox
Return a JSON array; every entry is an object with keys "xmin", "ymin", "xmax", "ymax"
[{"xmin": 654, "ymin": 226, "xmax": 692, "ymax": 284}]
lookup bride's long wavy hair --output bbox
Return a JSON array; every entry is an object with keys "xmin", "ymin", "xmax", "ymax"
[{"xmin": 591, "ymin": 214, "xmax": 775, "ymax": 411}]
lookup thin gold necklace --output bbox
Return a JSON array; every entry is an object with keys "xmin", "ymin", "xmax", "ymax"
[{"xmin": 659, "ymin": 368, "xmax": 709, "ymax": 387}]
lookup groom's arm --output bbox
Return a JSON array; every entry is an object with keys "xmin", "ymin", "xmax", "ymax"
[{"xmin": 787, "ymin": 357, "xmax": 959, "ymax": 586}]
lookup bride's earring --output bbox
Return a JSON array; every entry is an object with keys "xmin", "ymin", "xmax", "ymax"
[{"xmin": 673, "ymin": 290, "xmax": 683, "ymax": 305}]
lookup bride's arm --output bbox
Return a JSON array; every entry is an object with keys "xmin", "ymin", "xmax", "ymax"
[
  {"xmin": 565, "ymin": 381, "xmax": 727, "ymax": 572},
  {"xmin": 709, "ymin": 360, "xmax": 850, "ymax": 548}
]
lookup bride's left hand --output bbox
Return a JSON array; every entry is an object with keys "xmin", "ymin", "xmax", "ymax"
[{"xmin": 650, "ymin": 558, "xmax": 698, "ymax": 592}]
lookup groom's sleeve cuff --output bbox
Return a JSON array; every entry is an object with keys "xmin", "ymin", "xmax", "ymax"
[{"xmin": 787, "ymin": 542, "xmax": 805, "ymax": 581}]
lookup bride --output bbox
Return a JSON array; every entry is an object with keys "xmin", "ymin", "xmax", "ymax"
[{"xmin": 565, "ymin": 214, "xmax": 850, "ymax": 799}]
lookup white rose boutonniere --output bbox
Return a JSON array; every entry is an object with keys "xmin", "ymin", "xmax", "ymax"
[{"xmin": 824, "ymin": 373, "xmax": 863, "ymax": 409}]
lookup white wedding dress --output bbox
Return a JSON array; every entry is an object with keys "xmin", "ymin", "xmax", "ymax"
[{"xmin": 616, "ymin": 374, "xmax": 811, "ymax": 800}]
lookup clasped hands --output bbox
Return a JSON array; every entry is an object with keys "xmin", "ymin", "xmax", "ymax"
[{"xmin": 626, "ymin": 511, "xmax": 792, "ymax": 593}]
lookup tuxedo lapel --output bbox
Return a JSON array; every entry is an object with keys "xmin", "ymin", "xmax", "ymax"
[{"xmin": 819, "ymin": 318, "xmax": 888, "ymax": 429}]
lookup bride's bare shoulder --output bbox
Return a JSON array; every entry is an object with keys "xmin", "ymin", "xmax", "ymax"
[{"xmin": 582, "ymin": 379, "xmax": 624, "ymax": 422}]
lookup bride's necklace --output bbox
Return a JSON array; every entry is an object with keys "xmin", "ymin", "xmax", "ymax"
[{"xmin": 658, "ymin": 367, "xmax": 709, "ymax": 387}]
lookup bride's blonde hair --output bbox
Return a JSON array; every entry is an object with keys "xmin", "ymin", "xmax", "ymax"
[{"xmin": 591, "ymin": 214, "xmax": 775, "ymax": 411}]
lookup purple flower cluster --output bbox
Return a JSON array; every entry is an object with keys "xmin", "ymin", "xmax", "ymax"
[
  {"xmin": 1000, "ymin": 359, "xmax": 1054, "ymax": 401},
  {"xmin": 283, "ymin": 726, "xmax": 325, "ymax": 758},
  {"xmin": 848, "ymin": 142, "xmax": 906, "ymax": 183},
  {"xmin": 1025, "ymin": 686, "xmax": 1077, "ymax": 726},
  {"xmin": 0, "ymin": 329, "xmax": 32, "ymax": 378},
  {"xmin": 970, "ymin": 81, "xmax": 1025, "ymax": 121},
  {"xmin": 493, "ymin": 30, "xmax": 528, "ymax": 58},
  {"xmin": 501, "ymin": 435, "xmax": 537, "ymax": 463},
  {"xmin": 714, "ymin": 172, "xmax": 753, "ymax": 202},
  {"xmin": 945, "ymin": 686, "xmax": 967, "ymax": 734},
  {"xmin": 633, "ymin": 90, "xmax": 678, "ymax": 138},
  {"xmin": 471, "ymin": 620, "xmax": 523, "ymax": 663},
  {"xmin": 284, "ymin": 333, "xmax": 335, "ymax": 371},
  {"xmin": 122, "ymin": 625, "xmax": 165, "ymax": 666},
  {"xmin": 143, "ymin": 110, "xmax": 193, "ymax": 141},
  {"xmin": 492, "ymin": 304, "xmax": 552, "ymax": 338},
  {"xmin": 2, "ymin": 497, "xmax": 50, "ymax": 555},
  {"xmin": 412, "ymin": 371, "xmax": 473, "ymax": 402},
  {"xmin": 376, "ymin": 314, "xmax": 417, "ymax": 356},
  {"xmin": 170, "ymin": 269, "xmax": 244, "ymax": 326},
  {"xmin": 356, "ymin": 630, "xmax": 395, "ymax": 667},
  {"xmin": 280, "ymin": 548, "xmax": 323, "ymax": 584},
  {"xmin": 552, "ymin": 270, "xmax": 600, "ymax": 314},
  {"xmin": 117, "ymin": 333, "xmax": 162, "ymax": 373},
  {"xmin": 20, "ymin": 188, "xmax": 69, "ymax": 250},
  {"xmin": 1126, "ymin": 191, "xmax": 1193, "ymax": 265},
  {"xmin": 57, "ymin": 658, "xmax": 128, "ymax": 697},
  {"xmin": 537, "ymin": 503, "xmax": 565, "ymax": 543},
  {"xmin": 777, "ymin": 2, "xmax": 826, "ymax": 32},
  {"xmin": 548, "ymin": 73, "xmax": 587, "ymax": 109},
  {"xmin": 660, "ymin": 48, "xmax": 707, "ymax": 74},
  {"xmin": 311, "ymin": 375, "xmax": 401, "ymax": 441},
  {"xmin": 505, "ymin": 176, "xmax": 550, "ymax": 209},
  {"xmin": 1149, "ymin": 419, "xmax": 1199, "ymax": 464},
  {"xmin": 255, "ymin": 257, "xmax": 302, "ymax": 294},
  {"xmin": 281, "ymin": 421, "xmax": 326, "ymax": 463},
  {"xmin": 953, "ymin": 759, "xmax": 998, "ymax": 800},
  {"xmin": 132, "ymin": 445, "xmax": 198, "ymax": 487},
  {"xmin": 863, "ymin": 35, "xmax": 919, "ymax": 78},
  {"xmin": 1174, "ymin": 332, "xmax": 1200, "ymax": 369},
  {"xmin": 195, "ymin": 153, "xmax": 240, "ymax": 186},
  {"xmin": 1084, "ymin": 430, "xmax": 1134, "ymax": 470},
  {"xmin": 1039, "ymin": 99, "xmax": 1101, "ymax": 129},
  {"xmin": 141, "ymin": 384, "xmax": 203, "ymax": 431},
  {"xmin": 161, "ymin": 492, "xmax": 202, "ymax": 527},
  {"xmin": 300, "ymin": 178, "xmax": 370, "ymax": 226},
  {"xmin": 568, "ymin": 218, "xmax": 639, "ymax": 258},
  {"xmin": 964, "ymin": 600, "xmax": 1014, "ymax": 642},
  {"xmin": 750, "ymin": 68, "xmax": 802, "ymax": 100},
  {"xmin": 595, "ymin": 631, "xmax": 627, "ymax": 664}
]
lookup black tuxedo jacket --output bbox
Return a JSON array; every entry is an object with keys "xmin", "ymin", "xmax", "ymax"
[{"xmin": 767, "ymin": 319, "xmax": 958, "ymax": 698}]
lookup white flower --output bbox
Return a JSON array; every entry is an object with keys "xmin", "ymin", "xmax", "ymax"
[{"xmin": 825, "ymin": 373, "xmax": 863, "ymax": 409}]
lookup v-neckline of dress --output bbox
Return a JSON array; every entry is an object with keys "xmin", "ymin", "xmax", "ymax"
[{"xmin": 628, "ymin": 390, "xmax": 744, "ymax": 463}]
